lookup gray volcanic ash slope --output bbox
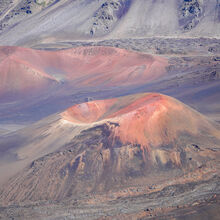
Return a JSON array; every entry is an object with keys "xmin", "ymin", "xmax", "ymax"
[{"xmin": 0, "ymin": 0, "xmax": 219, "ymax": 46}]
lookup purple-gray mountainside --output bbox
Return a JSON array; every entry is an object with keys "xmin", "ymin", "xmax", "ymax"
[{"xmin": 0, "ymin": 0, "xmax": 219, "ymax": 46}]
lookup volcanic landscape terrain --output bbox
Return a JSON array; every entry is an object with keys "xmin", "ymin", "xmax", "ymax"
[{"xmin": 0, "ymin": 0, "xmax": 220, "ymax": 219}]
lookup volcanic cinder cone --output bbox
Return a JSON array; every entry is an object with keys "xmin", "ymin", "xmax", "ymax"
[
  {"xmin": 0, "ymin": 46, "xmax": 167, "ymax": 99},
  {"xmin": 0, "ymin": 93, "xmax": 219, "ymax": 204}
]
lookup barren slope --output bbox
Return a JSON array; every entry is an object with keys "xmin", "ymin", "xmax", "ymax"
[
  {"xmin": 0, "ymin": 46, "xmax": 58, "ymax": 98},
  {"xmin": 0, "ymin": 0, "xmax": 219, "ymax": 46}
]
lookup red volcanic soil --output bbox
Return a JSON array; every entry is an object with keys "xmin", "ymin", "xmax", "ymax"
[
  {"xmin": 0, "ymin": 46, "xmax": 168, "ymax": 97},
  {"xmin": 0, "ymin": 47, "xmax": 57, "ymax": 98},
  {"xmin": 62, "ymin": 93, "xmax": 219, "ymax": 151}
]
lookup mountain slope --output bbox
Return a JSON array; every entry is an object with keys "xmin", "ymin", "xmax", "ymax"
[
  {"xmin": 0, "ymin": 93, "xmax": 219, "ymax": 204},
  {"xmin": 0, "ymin": 0, "xmax": 219, "ymax": 46}
]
